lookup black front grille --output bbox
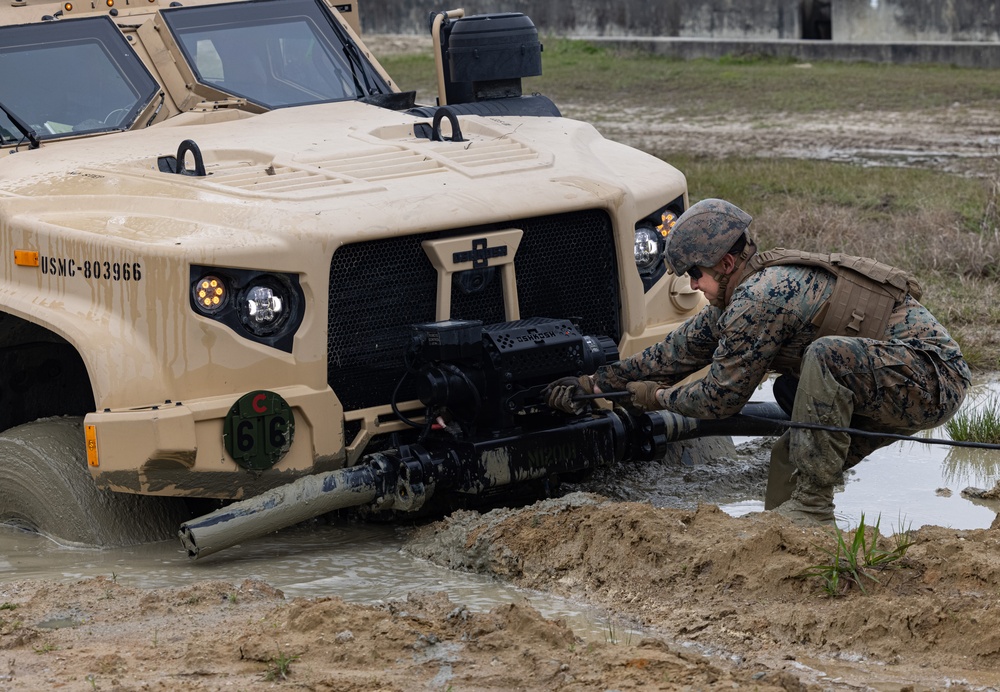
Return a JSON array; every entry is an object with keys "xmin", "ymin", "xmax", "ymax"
[{"xmin": 328, "ymin": 209, "xmax": 619, "ymax": 411}]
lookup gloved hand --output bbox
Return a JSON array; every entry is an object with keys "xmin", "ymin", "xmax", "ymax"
[
  {"xmin": 626, "ymin": 381, "xmax": 664, "ymax": 411},
  {"xmin": 592, "ymin": 367, "xmax": 629, "ymax": 393},
  {"xmin": 543, "ymin": 375, "xmax": 594, "ymax": 415}
]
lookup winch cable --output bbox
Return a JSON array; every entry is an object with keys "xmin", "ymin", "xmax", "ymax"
[
  {"xmin": 735, "ymin": 414, "xmax": 1000, "ymax": 451},
  {"xmin": 573, "ymin": 391, "xmax": 1000, "ymax": 451}
]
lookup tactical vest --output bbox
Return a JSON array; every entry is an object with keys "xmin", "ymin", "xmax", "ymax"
[{"xmin": 728, "ymin": 249, "xmax": 922, "ymax": 341}]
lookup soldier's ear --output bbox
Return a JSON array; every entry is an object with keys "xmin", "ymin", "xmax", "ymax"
[{"xmin": 719, "ymin": 253, "xmax": 737, "ymax": 274}]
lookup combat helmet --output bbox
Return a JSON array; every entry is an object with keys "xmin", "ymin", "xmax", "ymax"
[{"xmin": 664, "ymin": 198, "xmax": 752, "ymax": 276}]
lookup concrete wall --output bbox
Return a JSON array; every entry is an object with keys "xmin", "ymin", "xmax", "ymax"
[
  {"xmin": 361, "ymin": 1, "xmax": 1000, "ymax": 43},
  {"xmin": 360, "ymin": 0, "xmax": 803, "ymax": 39},
  {"xmin": 589, "ymin": 36, "xmax": 1000, "ymax": 68},
  {"xmin": 835, "ymin": 0, "xmax": 1000, "ymax": 42}
]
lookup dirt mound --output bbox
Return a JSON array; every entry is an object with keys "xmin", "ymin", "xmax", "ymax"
[
  {"xmin": 405, "ymin": 493, "xmax": 1000, "ymax": 688},
  {"xmin": 0, "ymin": 570, "xmax": 797, "ymax": 690}
]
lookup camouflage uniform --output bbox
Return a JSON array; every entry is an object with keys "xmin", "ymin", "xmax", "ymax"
[{"xmin": 595, "ymin": 259, "xmax": 971, "ymax": 520}]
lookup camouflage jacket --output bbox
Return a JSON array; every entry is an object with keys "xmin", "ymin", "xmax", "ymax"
[{"xmin": 594, "ymin": 263, "xmax": 970, "ymax": 419}]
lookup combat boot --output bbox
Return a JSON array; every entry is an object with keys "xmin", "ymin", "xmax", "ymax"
[
  {"xmin": 773, "ymin": 479, "xmax": 836, "ymax": 526},
  {"xmin": 764, "ymin": 432, "xmax": 797, "ymax": 510}
]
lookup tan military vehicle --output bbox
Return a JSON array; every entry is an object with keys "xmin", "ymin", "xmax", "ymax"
[{"xmin": 0, "ymin": 0, "xmax": 712, "ymax": 555}]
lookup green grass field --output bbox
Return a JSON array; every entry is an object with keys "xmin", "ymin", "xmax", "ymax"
[{"xmin": 381, "ymin": 39, "xmax": 1000, "ymax": 116}]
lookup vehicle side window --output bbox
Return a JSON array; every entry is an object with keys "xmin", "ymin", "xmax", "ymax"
[
  {"xmin": 0, "ymin": 18, "xmax": 158, "ymax": 141},
  {"xmin": 162, "ymin": 0, "xmax": 389, "ymax": 109}
]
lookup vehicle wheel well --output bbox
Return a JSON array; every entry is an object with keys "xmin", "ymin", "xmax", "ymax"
[{"xmin": 0, "ymin": 312, "xmax": 95, "ymax": 433}]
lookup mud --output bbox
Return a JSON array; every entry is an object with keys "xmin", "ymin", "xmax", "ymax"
[
  {"xmin": 0, "ymin": 575, "xmax": 798, "ymax": 691},
  {"xmin": 405, "ymin": 494, "xmax": 1000, "ymax": 690},
  {"xmin": 577, "ymin": 102, "xmax": 1000, "ymax": 178},
  {"xmin": 565, "ymin": 437, "xmax": 773, "ymax": 508},
  {"xmin": 6, "ymin": 490, "xmax": 999, "ymax": 690},
  {"xmin": 3, "ymin": 386, "xmax": 999, "ymax": 690},
  {"xmin": 0, "ymin": 419, "xmax": 185, "ymax": 547}
]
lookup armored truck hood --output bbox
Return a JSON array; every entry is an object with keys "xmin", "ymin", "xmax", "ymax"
[{"xmin": 0, "ymin": 102, "xmax": 683, "ymax": 245}]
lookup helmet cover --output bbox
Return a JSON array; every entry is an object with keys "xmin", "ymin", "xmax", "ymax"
[{"xmin": 664, "ymin": 198, "xmax": 752, "ymax": 276}]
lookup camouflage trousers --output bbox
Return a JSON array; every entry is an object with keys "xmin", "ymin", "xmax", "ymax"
[{"xmin": 765, "ymin": 335, "xmax": 969, "ymax": 506}]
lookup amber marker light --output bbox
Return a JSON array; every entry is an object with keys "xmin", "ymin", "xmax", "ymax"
[
  {"xmin": 14, "ymin": 250, "xmax": 39, "ymax": 267},
  {"xmin": 657, "ymin": 211, "xmax": 677, "ymax": 237},
  {"xmin": 63, "ymin": 2, "xmax": 73, "ymax": 10},
  {"xmin": 193, "ymin": 275, "xmax": 228, "ymax": 314},
  {"xmin": 85, "ymin": 424, "xmax": 99, "ymax": 467},
  {"xmin": 105, "ymin": 0, "xmax": 115, "ymax": 6}
]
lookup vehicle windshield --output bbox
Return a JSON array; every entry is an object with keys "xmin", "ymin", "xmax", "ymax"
[
  {"xmin": 0, "ymin": 17, "xmax": 159, "ymax": 145},
  {"xmin": 161, "ymin": 0, "xmax": 391, "ymax": 109}
]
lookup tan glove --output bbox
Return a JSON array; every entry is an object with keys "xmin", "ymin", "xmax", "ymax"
[
  {"xmin": 592, "ymin": 367, "xmax": 628, "ymax": 393},
  {"xmin": 626, "ymin": 381, "xmax": 664, "ymax": 411},
  {"xmin": 543, "ymin": 375, "xmax": 594, "ymax": 415}
]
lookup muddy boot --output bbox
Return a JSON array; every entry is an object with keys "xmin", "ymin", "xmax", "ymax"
[
  {"xmin": 778, "ymin": 342, "xmax": 854, "ymax": 521},
  {"xmin": 764, "ymin": 432, "xmax": 796, "ymax": 510},
  {"xmin": 773, "ymin": 479, "xmax": 836, "ymax": 526}
]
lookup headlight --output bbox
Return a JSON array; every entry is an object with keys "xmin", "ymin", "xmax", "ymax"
[
  {"xmin": 633, "ymin": 226, "xmax": 662, "ymax": 271},
  {"xmin": 634, "ymin": 198, "xmax": 683, "ymax": 292},
  {"xmin": 238, "ymin": 281, "xmax": 290, "ymax": 336},
  {"xmin": 190, "ymin": 266, "xmax": 304, "ymax": 352}
]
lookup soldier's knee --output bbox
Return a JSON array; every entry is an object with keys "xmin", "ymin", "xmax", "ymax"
[
  {"xmin": 802, "ymin": 336, "xmax": 848, "ymax": 365},
  {"xmin": 799, "ymin": 337, "xmax": 842, "ymax": 384}
]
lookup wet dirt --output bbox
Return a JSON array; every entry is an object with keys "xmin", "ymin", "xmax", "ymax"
[
  {"xmin": 576, "ymin": 102, "xmax": 1000, "ymax": 178},
  {"xmin": 405, "ymin": 494, "xmax": 1000, "ymax": 691}
]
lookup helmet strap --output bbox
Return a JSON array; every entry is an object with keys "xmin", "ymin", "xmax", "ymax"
[
  {"xmin": 710, "ymin": 238, "xmax": 757, "ymax": 309},
  {"xmin": 709, "ymin": 271, "xmax": 730, "ymax": 310}
]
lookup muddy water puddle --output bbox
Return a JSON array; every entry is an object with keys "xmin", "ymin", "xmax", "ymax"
[
  {"xmin": 0, "ymin": 520, "xmax": 630, "ymax": 641},
  {"xmin": 724, "ymin": 377, "xmax": 1000, "ymax": 532}
]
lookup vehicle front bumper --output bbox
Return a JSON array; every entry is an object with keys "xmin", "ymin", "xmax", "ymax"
[{"xmin": 85, "ymin": 385, "xmax": 344, "ymax": 498}]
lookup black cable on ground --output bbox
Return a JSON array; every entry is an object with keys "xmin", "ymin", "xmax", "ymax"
[{"xmin": 736, "ymin": 414, "xmax": 1000, "ymax": 451}]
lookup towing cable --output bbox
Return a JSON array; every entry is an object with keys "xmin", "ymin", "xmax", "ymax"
[{"xmin": 574, "ymin": 391, "xmax": 1000, "ymax": 451}]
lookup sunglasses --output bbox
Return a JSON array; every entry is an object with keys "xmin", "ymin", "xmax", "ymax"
[{"xmin": 687, "ymin": 267, "xmax": 703, "ymax": 280}]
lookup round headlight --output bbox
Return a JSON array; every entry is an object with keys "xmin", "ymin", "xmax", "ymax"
[
  {"xmin": 634, "ymin": 226, "xmax": 662, "ymax": 272},
  {"xmin": 237, "ymin": 281, "xmax": 290, "ymax": 336},
  {"xmin": 193, "ymin": 275, "xmax": 228, "ymax": 314}
]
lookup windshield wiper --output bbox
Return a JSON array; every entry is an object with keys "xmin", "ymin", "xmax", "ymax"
[
  {"xmin": 0, "ymin": 99, "xmax": 40, "ymax": 150},
  {"xmin": 342, "ymin": 40, "xmax": 379, "ymax": 97}
]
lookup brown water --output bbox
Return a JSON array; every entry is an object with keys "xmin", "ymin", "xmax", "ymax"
[{"xmin": 0, "ymin": 520, "xmax": 634, "ymax": 640}]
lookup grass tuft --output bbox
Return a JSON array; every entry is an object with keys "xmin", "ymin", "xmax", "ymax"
[
  {"xmin": 265, "ymin": 649, "xmax": 300, "ymax": 681},
  {"xmin": 945, "ymin": 395, "xmax": 1000, "ymax": 443},
  {"xmin": 800, "ymin": 513, "xmax": 915, "ymax": 597}
]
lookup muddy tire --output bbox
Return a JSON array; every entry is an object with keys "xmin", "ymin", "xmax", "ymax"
[{"xmin": 0, "ymin": 417, "xmax": 190, "ymax": 546}]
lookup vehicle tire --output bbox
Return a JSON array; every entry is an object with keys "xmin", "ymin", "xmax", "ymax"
[{"xmin": 0, "ymin": 417, "xmax": 191, "ymax": 546}]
